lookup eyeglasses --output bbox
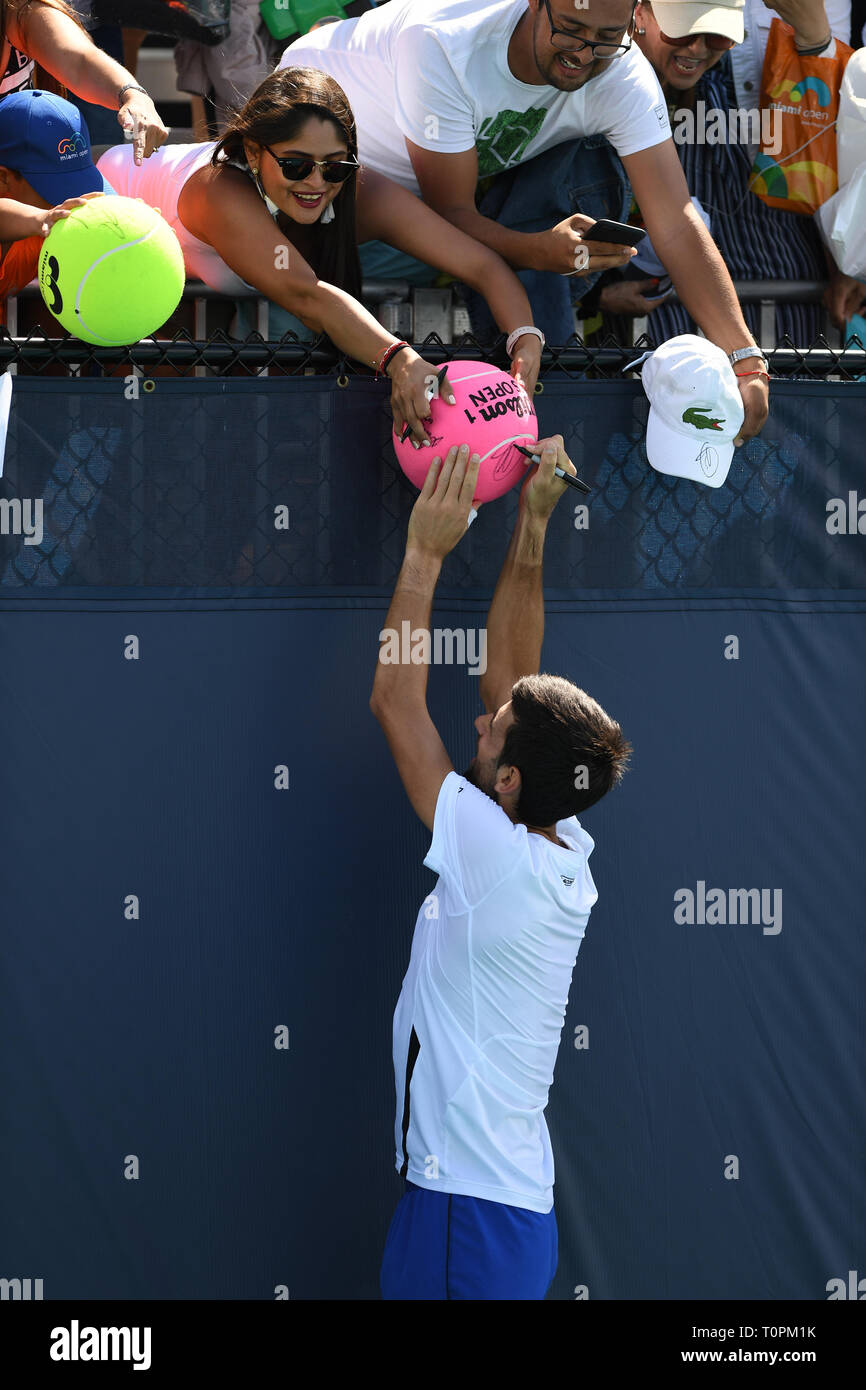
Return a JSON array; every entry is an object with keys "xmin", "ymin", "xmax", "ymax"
[
  {"xmin": 542, "ymin": 0, "xmax": 634, "ymax": 58},
  {"xmin": 261, "ymin": 144, "xmax": 359, "ymax": 182},
  {"xmin": 658, "ymin": 28, "xmax": 735, "ymax": 50}
]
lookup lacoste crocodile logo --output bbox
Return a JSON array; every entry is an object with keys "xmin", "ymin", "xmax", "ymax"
[{"xmin": 682, "ymin": 406, "xmax": 725, "ymax": 431}]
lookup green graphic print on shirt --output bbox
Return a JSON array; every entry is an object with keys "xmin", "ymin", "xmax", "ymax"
[{"xmin": 476, "ymin": 109, "xmax": 548, "ymax": 177}]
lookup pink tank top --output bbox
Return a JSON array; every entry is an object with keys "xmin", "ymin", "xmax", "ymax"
[{"xmin": 95, "ymin": 142, "xmax": 260, "ymax": 293}]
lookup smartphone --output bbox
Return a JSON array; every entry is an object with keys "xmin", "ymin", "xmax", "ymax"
[{"xmin": 587, "ymin": 218, "xmax": 647, "ymax": 248}]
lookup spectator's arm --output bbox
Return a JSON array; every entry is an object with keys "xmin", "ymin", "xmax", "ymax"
[
  {"xmin": 357, "ymin": 167, "xmax": 542, "ymax": 390},
  {"xmin": 763, "ymin": 0, "xmax": 833, "ymax": 49},
  {"xmin": 0, "ymin": 197, "xmax": 50, "ymax": 242},
  {"xmin": 405, "ymin": 139, "xmax": 541, "ymax": 269},
  {"xmin": 623, "ymin": 139, "xmax": 769, "ymax": 441},
  {"xmin": 406, "ymin": 140, "xmax": 636, "ymax": 280},
  {"xmin": 6, "ymin": 0, "xmax": 167, "ymax": 160}
]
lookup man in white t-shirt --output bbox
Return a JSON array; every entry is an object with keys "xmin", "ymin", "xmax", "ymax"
[
  {"xmin": 282, "ymin": 0, "xmax": 769, "ymax": 443},
  {"xmin": 369, "ymin": 436, "xmax": 631, "ymax": 1299}
]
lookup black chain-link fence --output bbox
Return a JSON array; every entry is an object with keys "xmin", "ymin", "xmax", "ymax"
[
  {"xmin": 1, "ymin": 326, "xmax": 866, "ymax": 378},
  {"xmin": 1, "ymin": 334, "xmax": 864, "ymax": 594}
]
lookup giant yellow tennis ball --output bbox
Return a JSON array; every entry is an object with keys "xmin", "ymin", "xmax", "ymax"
[{"xmin": 38, "ymin": 195, "xmax": 185, "ymax": 345}]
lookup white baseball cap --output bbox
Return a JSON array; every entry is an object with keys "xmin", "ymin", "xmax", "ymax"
[
  {"xmin": 649, "ymin": 0, "xmax": 745, "ymax": 45},
  {"xmin": 639, "ymin": 335, "xmax": 745, "ymax": 488}
]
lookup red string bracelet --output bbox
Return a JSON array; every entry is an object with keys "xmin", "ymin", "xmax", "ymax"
[
  {"xmin": 734, "ymin": 368, "xmax": 770, "ymax": 381},
  {"xmin": 375, "ymin": 341, "xmax": 409, "ymax": 377}
]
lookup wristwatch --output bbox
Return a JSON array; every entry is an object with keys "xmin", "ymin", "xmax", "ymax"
[
  {"xmin": 729, "ymin": 346, "xmax": 769, "ymax": 371},
  {"xmin": 117, "ymin": 83, "xmax": 149, "ymax": 107}
]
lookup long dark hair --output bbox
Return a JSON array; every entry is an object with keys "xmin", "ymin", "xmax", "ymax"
[{"xmin": 213, "ymin": 67, "xmax": 362, "ymax": 302}]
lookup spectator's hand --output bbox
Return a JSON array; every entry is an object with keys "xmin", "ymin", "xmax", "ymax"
[
  {"xmin": 36, "ymin": 193, "xmax": 103, "ymax": 237},
  {"xmin": 509, "ymin": 333, "xmax": 542, "ymax": 397},
  {"xmin": 733, "ymin": 377, "xmax": 770, "ymax": 447},
  {"xmin": 823, "ymin": 269, "xmax": 866, "ymax": 330},
  {"xmin": 599, "ymin": 278, "xmax": 671, "ymax": 315},
  {"xmin": 389, "ymin": 348, "xmax": 456, "ymax": 446},
  {"xmin": 536, "ymin": 213, "xmax": 637, "ymax": 277},
  {"xmin": 407, "ymin": 445, "xmax": 482, "ymax": 560},
  {"xmin": 762, "ymin": 0, "xmax": 831, "ymax": 49},
  {"xmin": 519, "ymin": 435, "xmax": 577, "ymax": 520},
  {"xmin": 118, "ymin": 94, "xmax": 169, "ymax": 165}
]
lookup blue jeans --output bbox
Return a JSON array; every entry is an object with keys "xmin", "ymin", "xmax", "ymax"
[{"xmin": 463, "ymin": 135, "xmax": 630, "ymax": 347}]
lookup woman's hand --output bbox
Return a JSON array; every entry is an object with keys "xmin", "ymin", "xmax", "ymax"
[
  {"xmin": 117, "ymin": 93, "xmax": 169, "ymax": 164},
  {"xmin": 388, "ymin": 348, "xmax": 456, "ymax": 446},
  {"xmin": 509, "ymin": 333, "xmax": 542, "ymax": 397}
]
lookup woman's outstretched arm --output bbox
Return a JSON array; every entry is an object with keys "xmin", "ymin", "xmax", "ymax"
[{"xmin": 177, "ymin": 163, "xmax": 455, "ymax": 444}]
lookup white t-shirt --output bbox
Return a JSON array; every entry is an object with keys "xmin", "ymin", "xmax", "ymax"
[
  {"xmin": 280, "ymin": 0, "xmax": 671, "ymax": 194},
  {"xmin": 392, "ymin": 771, "xmax": 598, "ymax": 1213},
  {"xmin": 96, "ymin": 142, "xmax": 258, "ymax": 293}
]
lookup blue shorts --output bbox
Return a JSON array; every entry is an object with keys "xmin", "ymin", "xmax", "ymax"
[{"xmin": 380, "ymin": 1180, "xmax": 558, "ymax": 1300}]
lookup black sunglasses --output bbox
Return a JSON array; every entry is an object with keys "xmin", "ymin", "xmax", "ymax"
[
  {"xmin": 543, "ymin": 0, "xmax": 634, "ymax": 57},
  {"xmin": 260, "ymin": 144, "xmax": 359, "ymax": 183}
]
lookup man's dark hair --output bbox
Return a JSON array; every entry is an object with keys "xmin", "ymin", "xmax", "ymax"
[
  {"xmin": 498, "ymin": 673, "xmax": 631, "ymax": 825},
  {"xmin": 213, "ymin": 66, "xmax": 362, "ymax": 302}
]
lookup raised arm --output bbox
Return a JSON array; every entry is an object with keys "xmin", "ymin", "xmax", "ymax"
[
  {"xmin": 6, "ymin": 0, "xmax": 167, "ymax": 162},
  {"xmin": 479, "ymin": 437, "xmax": 576, "ymax": 716},
  {"xmin": 369, "ymin": 448, "xmax": 483, "ymax": 829}
]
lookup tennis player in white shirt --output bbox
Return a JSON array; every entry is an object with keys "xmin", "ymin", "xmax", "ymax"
[{"xmin": 370, "ymin": 438, "xmax": 632, "ymax": 1299}]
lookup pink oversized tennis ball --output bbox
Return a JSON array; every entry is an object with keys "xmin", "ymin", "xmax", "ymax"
[{"xmin": 393, "ymin": 360, "xmax": 538, "ymax": 503}]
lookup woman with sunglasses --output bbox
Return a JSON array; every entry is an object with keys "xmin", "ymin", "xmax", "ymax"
[
  {"xmin": 595, "ymin": 0, "xmax": 848, "ymax": 342},
  {"xmin": 97, "ymin": 66, "xmax": 545, "ymax": 445}
]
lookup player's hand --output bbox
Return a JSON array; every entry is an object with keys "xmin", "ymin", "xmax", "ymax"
[
  {"xmin": 509, "ymin": 333, "xmax": 541, "ymax": 398},
  {"xmin": 36, "ymin": 194, "xmax": 101, "ymax": 237},
  {"xmin": 118, "ymin": 93, "xmax": 169, "ymax": 164},
  {"xmin": 519, "ymin": 435, "xmax": 577, "ymax": 519},
  {"xmin": 733, "ymin": 375, "xmax": 770, "ymax": 446},
  {"xmin": 406, "ymin": 444, "xmax": 481, "ymax": 560},
  {"xmin": 534, "ymin": 213, "xmax": 637, "ymax": 277},
  {"xmin": 599, "ymin": 278, "xmax": 671, "ymax": 315},
  {"xmin": 389, "ymin": 348, "xmax": 456, "ymax": 447}
]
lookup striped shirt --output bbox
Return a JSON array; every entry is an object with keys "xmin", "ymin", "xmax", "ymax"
[{"xmin": 644, "ymin": 55, "xmax": 827, "ymax": 346}]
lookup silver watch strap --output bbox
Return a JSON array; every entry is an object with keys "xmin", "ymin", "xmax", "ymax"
[{"xmin": 729, "ymin": 346, "xmax": 767, "ymax": 367}]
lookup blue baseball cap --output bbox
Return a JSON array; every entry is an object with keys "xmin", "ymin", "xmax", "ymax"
[{"xmin": 0, "ymin": 89, "xmax": 115, "ymax": 204}]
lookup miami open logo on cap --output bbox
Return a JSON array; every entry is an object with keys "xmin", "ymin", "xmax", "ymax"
[{"xmin": 57, "ymin": 134, "xmax": 87, "ymax": 160}]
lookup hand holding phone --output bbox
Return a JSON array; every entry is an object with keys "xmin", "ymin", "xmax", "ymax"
[{"xmin": 585, "ymin": 218, "xmax": 647, "ymax": 248}]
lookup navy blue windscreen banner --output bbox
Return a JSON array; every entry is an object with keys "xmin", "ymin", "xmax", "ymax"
[{"xmin": 1, "ymin": 376, "xmax": 864, "ymax": 1299}]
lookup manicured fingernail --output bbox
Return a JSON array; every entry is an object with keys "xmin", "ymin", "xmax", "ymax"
[
  {"xmin": 411, "ymin": 440, "xmax": 419, "ymax": 450},
  {"xmin": 422, "ymin": 440, "xmax": 431, "ymax": 447}
]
